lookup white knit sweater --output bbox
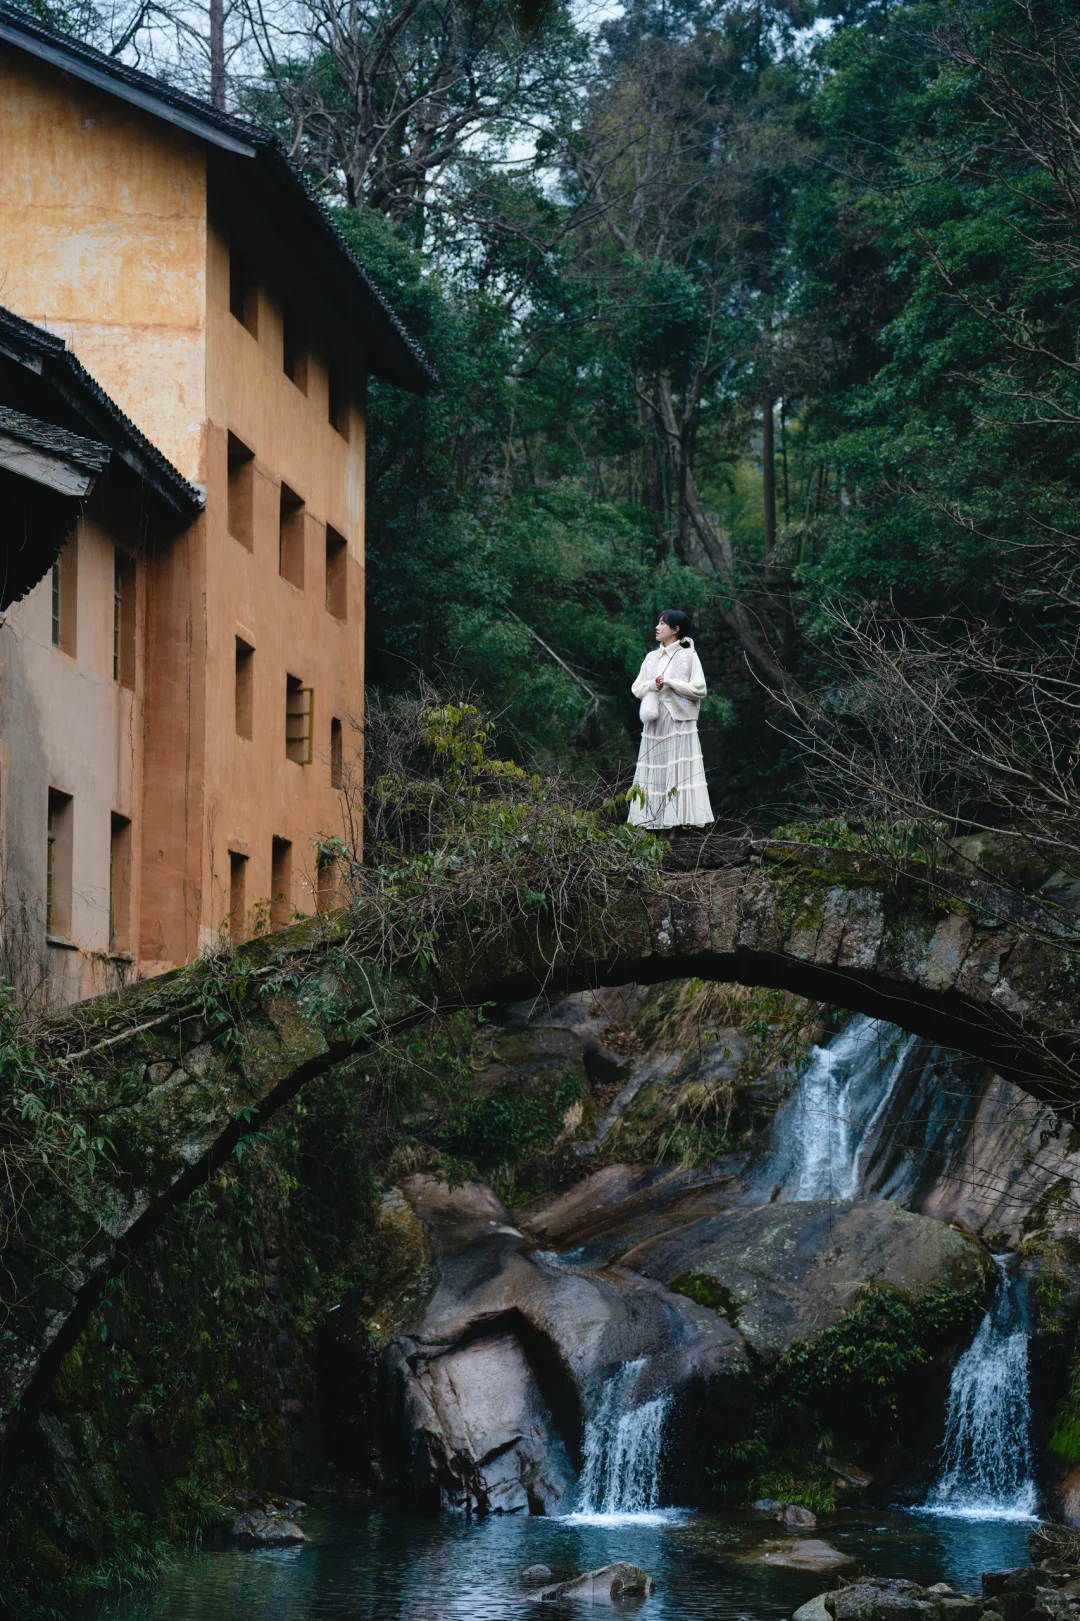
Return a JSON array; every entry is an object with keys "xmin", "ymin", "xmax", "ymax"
[{"xmin": 631, "ymin": 638, "xmax": 707, "ymax": 721}]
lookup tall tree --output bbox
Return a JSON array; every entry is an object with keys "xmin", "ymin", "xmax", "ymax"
[
  {"xmin": 545, "ymin": 0, "xmax": 821, "ymax": 708},
  {"xmin": 238, "ymin": 0, "xmax": 585, "ymax": 233}
]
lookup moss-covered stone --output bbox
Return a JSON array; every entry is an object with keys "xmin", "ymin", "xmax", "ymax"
[{"xmin": 668, "ymin": 1272, "xmax": 742, "ymax": 1323}]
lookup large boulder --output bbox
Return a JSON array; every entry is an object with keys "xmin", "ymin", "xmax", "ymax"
[
  {"xmin": 534, "ymin": 1562, "xmax": 656, "ymax": 1602},
  {"xmin": 380, "ymin": 1175, "xmax": 750, "ymax": 1514},
  {"xmin": 617, "ymin": 1198, "xmax": 991, "ymax": 1361},
  {"xmin": 827, "ymin": 1580, "xmax": 939, "ymax": 1621}
]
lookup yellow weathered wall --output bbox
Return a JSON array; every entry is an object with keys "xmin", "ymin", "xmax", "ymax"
[
  {"xmin": 0, "ymin": 44, "xmax": 369, "ymax": 980},
  {"xmin": 0, "ymin": 48, "xmax": 208, "ymax": 481},
  {"xmin": 202, "ymin": 213, "xmax": 366, "ymax": 938}
]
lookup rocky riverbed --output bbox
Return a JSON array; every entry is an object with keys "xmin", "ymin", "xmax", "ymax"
[
  {"xmin": 331, "ymin": 983, "xmax": 1080, "ymax": 1520},
  {"xmin": 15, "ymin": 978, "xmax": 1080, "ymax": 1609},
  {"xmin": 796, "ymin": 1529, "xmax": 1080, "ymax": 1621}
]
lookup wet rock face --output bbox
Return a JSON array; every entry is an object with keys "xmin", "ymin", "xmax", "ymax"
[
  {"xmin": 380, "ymin": 1175, "xmax": 750, "ymax": 1514},
  {"xmin": 378, "ymin": 1157, "xmax": 994, "ymax": 1512},
  {"xmin": 401, "ymin": 1325, "xmax": 577, "ymax": 1515},
  {"xmin": 615, "ymin": 1197, "xmax": 992, "ymax": 1362}
]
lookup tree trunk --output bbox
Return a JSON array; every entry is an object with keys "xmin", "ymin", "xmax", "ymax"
[
  {"xmin": 762, "ymin": 394, "xmax": 776, "ymax": 559},
  {"xmin": 209, "ymin": 0, "xmax": 225, "ymax": 110}
]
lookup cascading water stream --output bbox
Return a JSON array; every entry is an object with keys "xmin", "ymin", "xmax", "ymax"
[
  {"xmin": 921, "ymin": 1256, "xmax": 1039, "ymax": 1521},
  {"xmin": 756, "ymin": 1018, "xmax": 1039, "ymax": 1521},
  {"xmin": 573, "ymin": 1360, "xmax": 671, "ymax": 1518},
  {"xmin": 754, "ymin": 1015, "xmax": 917, "ymax": 1202}
]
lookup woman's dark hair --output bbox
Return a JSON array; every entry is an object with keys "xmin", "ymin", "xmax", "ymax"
[{"xmin": 659, "ymin": 608, "xmax": 692, "ymax": 640}]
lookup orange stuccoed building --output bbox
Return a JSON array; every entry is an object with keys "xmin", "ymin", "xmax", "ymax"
[{"xmin": 0, "ymin": 5, "xmax": 432, "ymax": 1005}]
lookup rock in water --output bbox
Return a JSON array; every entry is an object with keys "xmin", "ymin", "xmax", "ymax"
[
  {"xmin": 782, "ymin": 1505, "xmax": 818, "ymax": 1527},
  {"xmin": 794, "ymin": 1597, "xmax": 833, "ymax": 1621},
  {"xmin": 756, "ymin": 1540, "xmax": 851, "ymax": 1572},
  {"xmin": 827, "ymin": 1579, "xmax": 937, "ymax": 1621},
  {"xmin": 753, "ymin": 1497, "xmax": 783, "ymax": 1511},
  {"xmin": 536, "ymin": 1563, "xmax": 655, "ymax": 1602},
  {"xmin": 226, "ymin": 1506, "xmax": 306, "ymax": 1547},
  {"xmin": 522, "ymin": 1564, "xmax": 553, "ymax": 1583}
]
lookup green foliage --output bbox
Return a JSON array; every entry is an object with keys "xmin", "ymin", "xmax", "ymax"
[
  {"xmin": 334, "ymin": 208, "xmax": 679, "ymax": 775},
  {"xmin": 709, "ymin": 1431, "xmax": 838, "ymax": 1514},
  {"xmin": 668, "ymin": 1272, "xmax": 741, "ymax": 1324},
  {"xmin": 435, "ymin": 1068, "xmax": 582, "ymax": 1200},
  {"xmin": 778, "ymin": 1282, "xmax": 985, "ymax": 1426},
  {"xmin": 793, "ymin": 0, "xmax": 1080, "ymax": 625},
  {"xmin": 80, "ymin": 1514, "xmax": 169, "ymax": 1594},
  {"xmin": 1049, "ymin": 1356, "xmax": 1080, "ymax": 1466},
  {"xmin": 754, "ymin": 1469, "xmax": 837, "ymax": 1516},
  {"xmin": 0, "ymin": 981, "xmax": 113, "ymax": 1186},
  {"xmin": 710, "ymin": 1280, "xmax": 986, "ymax": 1508},
  {"xmin": 354, "ymin": 694, "xmax": 666, "ymax": 975},
  {"xmin": 165, "ymin": 1478, "xmax": 230, "ymax": 1547}
]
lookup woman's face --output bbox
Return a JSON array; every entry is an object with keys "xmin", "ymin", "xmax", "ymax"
[{"xmin": 655, "ymin": 617, "xmax": 679, "ymax": 645}]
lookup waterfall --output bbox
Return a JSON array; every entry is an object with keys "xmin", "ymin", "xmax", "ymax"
[
  {"xmin": 922, "ymin": 1256, "xmax": 1039, "ymax": 1521},
  {"xmin": 755, "ymin": 1015, "xmax": 917, "ymax": 1202},
  {"xmin": 574, "ymin": 1360, "xmax": 670, "ymax": 1517}
]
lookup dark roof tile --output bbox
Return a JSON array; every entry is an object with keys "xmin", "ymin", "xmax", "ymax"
[
  {"xmin": 0, "ymin": 303, "xmax": 205, "ymax": 517},
  {"xmin": 0, "ymin": 403, "xmax": 111, "ymax": 472}
]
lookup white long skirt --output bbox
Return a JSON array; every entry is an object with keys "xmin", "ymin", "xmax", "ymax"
[{"xmin": 628, "ymin": 706, "xmax": 714, "ymax": 829}]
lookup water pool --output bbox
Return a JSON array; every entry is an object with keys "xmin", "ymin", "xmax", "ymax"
[{"xmin": 85, "ymin": 1502, "xmax": 1036, "ymax": 1621}]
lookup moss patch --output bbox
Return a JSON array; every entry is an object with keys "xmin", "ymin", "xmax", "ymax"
[{"xmin": 669, "ymin": 1272, "xmax": 742, "ymax": 1324}]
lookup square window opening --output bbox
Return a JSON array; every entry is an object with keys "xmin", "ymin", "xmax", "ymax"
[
  {"xmin": 229, "ymin": 244, "xmax": 258, "ymax": 336},
  {"xmin": 285, "ymin": 674, "xmax": 314, "ymax": 764},
  {"xmin": 109, "ymin": 813, "xmax": 132, "ymax": 953},
  {"xmin": 325, "ymin": 526, "xmax": 347, "ymax": 620},
  {"xmin": 330, "ymin": 716, "xmax": 343, "ymax": 789},
  {"xmin": 328, "ymin": 367, "xmax": 350, "ymax": 440},
  {"xmin": 279, "ymin": 484, "xmax": 305, "ymax": 588},
  {"xmin": 229, "ymin": 851, "xmax": 248, "ymax": 943},
  {"xmin": 46, "ymin": 789, "xmax": 73, "ymax": 938},
  {"xmin": 113, "ymin": 549, "xmax": 136, "ymax": 687},
  {"xmin": 235, "ymin": 638, "xmax": 254, "ymax": 739},
  {"xmin": 271, "ymin": 836, "xmax": 292, "ymax": 928},
  {"xmin": 283, "ymin": 303, "xmax": 308, "ymax": 393},
  {"xmin": 51, "ymin": 533, "xmax": 78, "ymax": 656},
  {"xmin": 227, "ymin": 433, "xmax": 255, "ymax": 549}
]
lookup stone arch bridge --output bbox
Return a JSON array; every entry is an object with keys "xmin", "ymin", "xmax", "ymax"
[{"xmin": 2, "ymin": 836, "xmax": 1078, "ymax": 1490}]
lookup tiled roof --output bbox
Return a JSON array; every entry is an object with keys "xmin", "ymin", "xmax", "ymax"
[
  {"xmin": 0, "ymin": 3, "xmax": 436, "ymax": 394},
  {"xmin": 0, "ymin": 403, "xmax": 111, "ymax": 473},
  {"xmin": 0, "ymin": 303, "xmax": 205, "ymax": 517}
]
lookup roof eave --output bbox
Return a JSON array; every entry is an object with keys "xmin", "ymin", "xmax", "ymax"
[{"xmin": 0, "ymin": 4, "xmax": 436, "ymax": 396}]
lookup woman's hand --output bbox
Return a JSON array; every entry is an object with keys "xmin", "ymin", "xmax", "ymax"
[{"xmin": 655, "ymin": 674, "xmax": 665, "ymax": 689}]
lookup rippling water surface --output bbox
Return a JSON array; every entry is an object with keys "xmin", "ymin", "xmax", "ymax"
[{"xmin": 88, "ymin": 1504, "xmax": 1036, "ymax": 1621}]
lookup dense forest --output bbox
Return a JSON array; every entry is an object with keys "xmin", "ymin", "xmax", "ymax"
[{"xmin": 37, "ymin": 0, "xmax": 1080, "ymax": 841}]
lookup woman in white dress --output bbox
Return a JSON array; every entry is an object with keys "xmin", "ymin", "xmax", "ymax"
[{"xmin": 628, "ymin": 610, "xmax": 714, "ymax": 829}]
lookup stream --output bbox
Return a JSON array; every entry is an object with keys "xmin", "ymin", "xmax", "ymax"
[
  {"xmin": 88, "ymin": 1504, "xmax": 1035, "ymax": 1621},
  {"xmin": 91, "ymin": 1016, "xmax": 1044, "ymax": 1620}
]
